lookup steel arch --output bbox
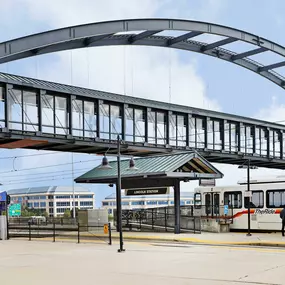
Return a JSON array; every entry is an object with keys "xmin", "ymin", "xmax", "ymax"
[{"xmin": 1, "ymin": 18, "xmax": 285, "ymax": 89}]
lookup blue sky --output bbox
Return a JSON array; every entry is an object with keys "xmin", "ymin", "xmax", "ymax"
[{"xmin": 1, "ymin": 0, "xmax": 285, "ymax": 206}]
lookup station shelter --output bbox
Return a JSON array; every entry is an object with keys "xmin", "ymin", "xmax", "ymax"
[{"xmin": 75, "ymin": 152, "xmax": 223, "ymax": 234}]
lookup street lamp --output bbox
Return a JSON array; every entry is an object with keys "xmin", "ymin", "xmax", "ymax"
[
  {"xmin": 99, "ymin": 135, "xmax": 138, "ymax": 252},
  {"xmin": 238, "ymin": 160, "xmax": 258, "ymax": 236}
]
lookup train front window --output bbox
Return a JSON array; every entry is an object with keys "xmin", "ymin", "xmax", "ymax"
[
  {"xmin": 224, "ymin": 191, "xmax": 242, "ymax": 208},
  {"xmin": 244, "ymin": 190, "xmax": 264, "ymax": 208},
  {"xmin": 266, "ymin": 190, "xmax": 285, "ymax": 208}
]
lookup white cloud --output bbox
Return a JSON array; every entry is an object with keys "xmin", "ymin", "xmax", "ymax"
[{"xmin": 255, "ymin": 96, "xmax": 285, "ymax": 124}]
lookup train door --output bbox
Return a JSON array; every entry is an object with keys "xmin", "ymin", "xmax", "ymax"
[{"xmin": 205, "ymin": 192, "xmax": 220, "ymax": 217}]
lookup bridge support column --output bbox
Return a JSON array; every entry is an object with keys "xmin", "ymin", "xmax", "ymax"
[{"xmin": 174, "ymin": 180, "xmax": 181, "ymax": 234}]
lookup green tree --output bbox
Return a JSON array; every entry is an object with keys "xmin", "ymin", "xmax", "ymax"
[{"xmin": 63, "ymin": 209, "xmax": 71, "ymax": 218}]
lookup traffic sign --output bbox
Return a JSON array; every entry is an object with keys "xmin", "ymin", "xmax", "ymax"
[{"xmin": 9, "ymin": 203, "xmax": 21, "ymax": 217}]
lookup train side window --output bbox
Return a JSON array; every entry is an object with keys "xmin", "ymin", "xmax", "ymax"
[
  {"xmin": 244, "ymin": 190, "xmax": 264, "ymax": 208},
  {"xmin": 224, "ymin": 191, "xmax": 242, "ymax": 208},
  {"xmin": 266, "ymin": 190, "xmax": 285, "ymax": 208}
]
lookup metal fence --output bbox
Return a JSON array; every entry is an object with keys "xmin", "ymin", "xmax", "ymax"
[
  {"xmin": 8, "ymin": 218, "xmax": 112, "ymax": 245},
  {"xmin": 193, "ymin": 205, "xmax": 234, "ymax": 224},
  {"xmin": 114, "ymin": 206, "xmax": 201, "ymax": 233}
]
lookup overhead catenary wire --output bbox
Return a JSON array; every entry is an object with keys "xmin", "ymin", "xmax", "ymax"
[{"xmin": 0, "ymin": 158, "xmax": 102, "ymax": 175}]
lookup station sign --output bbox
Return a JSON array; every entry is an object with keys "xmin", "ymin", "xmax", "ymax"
[
  {"xmin": 199, "ymin": 179, "xmax": 216, "ymax": 187},
  {"xmin": 125, "ymin": 187, "xmax": 169, "ymax": 196}
]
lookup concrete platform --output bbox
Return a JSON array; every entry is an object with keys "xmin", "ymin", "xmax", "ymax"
[
  {"xmin": 77, "ymin": 230, "xmax": 285, "ymax": 247},
  {"xmin": 1, "ymin": 239, "xmax": 285, "ymax": 285}
]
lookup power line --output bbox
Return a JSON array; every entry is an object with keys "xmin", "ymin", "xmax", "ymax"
[
  {"xmin": 2, "ymin": 169, "xmax": 85, "ymax": 184},
  {"xmin": 0, "ymin": 151, "xmax": 63, "ymax": 160},
  {"xmin": 3, "ymin": 175, "xmax": 78, "ymax": 186},
  {"xmin": 0, "ymin": 158, "xmax": 101, "ymax": 175},
  {"xmin": 1, "ymin": 166, "xmax": 94, "ymax": 179}
]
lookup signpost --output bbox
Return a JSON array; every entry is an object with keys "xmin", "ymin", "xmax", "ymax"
[
  {"xmin": 8, "ymin": 203, "xmax": 21, "ymax": 217},
  {"xmin": 125, "ymin": 187, "xmax": 169, "ymax": 196}
]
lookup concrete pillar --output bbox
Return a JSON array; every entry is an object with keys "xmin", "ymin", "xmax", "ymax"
[
  {"xmin": 174, "ymin": 180, "xmax": 181, "ymax": 234},
  {"xmin": 0, "ymin": 216, "xmax": 7, "ymax": 240}
]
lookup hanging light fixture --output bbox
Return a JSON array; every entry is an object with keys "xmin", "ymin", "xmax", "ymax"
[
  {"xmin": 128, "ymin": 157, "xmax": 138, "ymax": 170},
  {"xmin": 98, "ymin": 155, "xmax": 112, "ymax": 169}
]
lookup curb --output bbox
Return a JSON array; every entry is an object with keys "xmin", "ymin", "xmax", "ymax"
[{"xmin": 77, "ymin": 233, "xmax": 285, "ymax": 248}]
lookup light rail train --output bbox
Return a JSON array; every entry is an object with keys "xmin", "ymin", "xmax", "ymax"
[{"xmin": 194, "ymin": 176, "xmax": 285, "ymax": 231}]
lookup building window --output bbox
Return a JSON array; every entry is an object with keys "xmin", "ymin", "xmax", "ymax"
[
  {"xmin": 224, "ymin": 191, "xmax": 242, "ymax": 208},
  {"xmin": 102, "ymin": 202, "xmax": 109, "ymax": 206},
  {"xmin": 27, "ymin": 203, "xmax": 33, "ymax": 208},
  {"xmin": 72, "ymin": 201, "xmax": 78, "ymax": 206},
  {"xmin": 131, "ymin": 201, "xmax": 144, "ymax": 206},
  {"xmin": 80, "ymin": 201, "xmax": 93, "ymax": 206},
  {"xmin": 55, "ymin": 195, "xmax": 71, "ymax": 199},
  {"xmin": 56, "ymin": 202, "xmax": 70, "ymax": 207},
  {"xmin": 266, "ymin": 190, "xmax": 285, "ymax": 208},
  {"xmin": 49, "ymin": 208, "xmax": 54, "ymax": 214},
  {"xmin": 34, "ymin": 202, "xmax": 39, "ymax": 208},
  {"xmin": 146, "ymin": 201, "xmax": 157, "ymax": 205},
  {"xmin": 57, "ymin": 208, "xmax": 69, "ymax": 213},
  {"xmin": 49, "ymin": 202, "xmax": 53, "ymax": 207},
  {"xmin": 122, "ymin": 202, "xmax": 129, "ymax": 206},
  {"xmin": 158, "ymin": 201, "xmax": 168, "ymax": 205},
  {"xmin": 40, "ymin": 202, "xmax": 46, "ymax": 208},
  {"xmin": 39, "ymin": 196, "xmax": 46, "ymax": 199},
  {"xmin": 48, "ymin": 195, "xmax": 53, "ymax": 199}
]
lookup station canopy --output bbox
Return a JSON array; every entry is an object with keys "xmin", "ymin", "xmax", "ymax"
[{"xmin": 75, "ymin": 152, "xmax": 223, "ymax": 189}]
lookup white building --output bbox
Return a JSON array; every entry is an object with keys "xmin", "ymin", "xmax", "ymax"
[
  {"xmin": 7, "ymin": 186, "xmax": 95, "ymax": 217},
  {"xmin": 101, "ymin": 191, "xmax": 194, "ymax": 215}
]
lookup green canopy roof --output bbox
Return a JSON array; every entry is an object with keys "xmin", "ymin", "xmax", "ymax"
[{"xmin": 75, "ymin": 152, "xmax": 223, "ymax": 185}]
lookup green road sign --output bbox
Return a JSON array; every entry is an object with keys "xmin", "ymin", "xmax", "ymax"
[{"xmin": 9, "ymin": 203, "xmax": 21, "ymax": 217}]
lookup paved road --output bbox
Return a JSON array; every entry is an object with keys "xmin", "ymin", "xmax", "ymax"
[{"xmin": 0, "ymin": 240, "xmax": 285, "ymax": 285}]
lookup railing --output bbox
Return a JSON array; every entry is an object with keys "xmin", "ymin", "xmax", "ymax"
[
  {"xmin": 193, "ymin": 205, "xmax": 234, "ymax": 224},
  {"xmin": 8, "ymin": 220, "xmax": 112, "ymax": 245},
  {"xmin": 114, "ymin": 206, "xmax": 201, "ymax": 234},
  {"xmin": 9, "ymin": 217, "xmax": 77, "ymax": 226}
]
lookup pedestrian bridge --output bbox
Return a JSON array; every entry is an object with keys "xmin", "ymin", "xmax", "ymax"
[{"xmin": 0, "ymin": 72, "xmax": 285, "ymax": 169}]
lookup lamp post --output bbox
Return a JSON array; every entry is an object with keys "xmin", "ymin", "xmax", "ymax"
[
  {"xmin": 99, "ymin": 135, "xmax": 138, "ymax": 253},
  {"xmin": 238, "ymin": 160, "xmax": 258, "ymax": 236}
]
